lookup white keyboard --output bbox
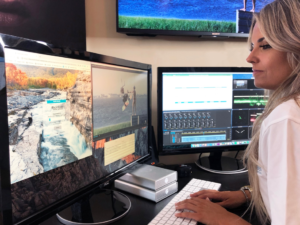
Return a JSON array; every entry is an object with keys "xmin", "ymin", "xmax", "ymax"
[{"xmin": 148, "ymin": 178, "xmax": 221, "ymax": 225}]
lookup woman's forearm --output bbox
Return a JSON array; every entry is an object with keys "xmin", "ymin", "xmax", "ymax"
[{"xmin": 222, "ymin": 212, "xmax": 251, "ymax": 225}]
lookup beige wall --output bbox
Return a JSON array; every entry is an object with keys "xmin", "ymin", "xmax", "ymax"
[{"xmin": 86, "ymin": 0, "xmax": 250, "ymax": 164}]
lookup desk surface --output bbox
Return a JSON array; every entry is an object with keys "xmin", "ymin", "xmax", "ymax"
[{"xmin": 40, "ymin": 164, "xmax": 258, "ymax": 225}]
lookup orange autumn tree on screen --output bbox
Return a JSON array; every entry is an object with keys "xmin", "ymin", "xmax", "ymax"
[
  {"xmin": 6, "ymin": 63, "xmax": 28, "ymax": 89},
  {"xmin": 28, "ymin": 71, "xmax": 78, "ymax": 89},
  {"xmin": 5, "ymin": 63, "xmax": 78, "ymax": 90}
]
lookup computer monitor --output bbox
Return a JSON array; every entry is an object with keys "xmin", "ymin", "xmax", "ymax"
[
  {"xmin": 0, "ymin": 34, "xmax": 152, "ymax": 224},
  {"xmin": 157, "ymin": 67, "xmax": 266, "ymax": 174}
]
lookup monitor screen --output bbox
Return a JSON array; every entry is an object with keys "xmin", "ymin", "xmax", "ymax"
[
  {"xmin": 117, "ymin": 0, "xmax": 274, "ymax": 37},
  {"xmin": 92, "ymin": 64, "xmax": 148, "ymax": 141},
  {"xmin": 0, "ymin": 35, "xmax": 151, "ymax": 224},
  {"xmin": 157, "ymin": 67, "xmax": 266, "ymax": 154}
]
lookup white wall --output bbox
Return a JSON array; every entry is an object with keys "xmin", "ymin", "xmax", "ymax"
[{"xmin": 85, "ymin": 0, "xmax": 250, "ymax": 164}]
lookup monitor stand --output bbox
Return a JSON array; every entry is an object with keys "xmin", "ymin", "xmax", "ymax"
[
  {"xmin": 56, "ymin": 188, "xmax": 131, "ymax": 225},
  {"xmin": 195, "ymin": 152, "xmax": 247, "ymax": 174}
]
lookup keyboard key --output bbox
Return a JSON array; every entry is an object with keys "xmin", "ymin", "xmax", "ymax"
[
  {"xmin": 166, "ymin": 213, "xmax": 173, "ymax": 218},
  {"xmin": 176, "ymin": 218, "xmax": 184, "ymax": 222},
  {"xmin": 188, "ymin": 220, "xmax": 197, "ymax": 225},
  {"xmin": 169, "ymin": 209, "xmax": 176, "ymax": 213}
]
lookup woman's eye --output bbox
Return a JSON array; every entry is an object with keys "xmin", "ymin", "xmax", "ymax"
[
  {"xmin": 249, "ymin": 45, "xmax": 254, "ymax": 52},
  {"xmin": 260, "ymin": 44, "xmax": 272, "ymax": 49}
]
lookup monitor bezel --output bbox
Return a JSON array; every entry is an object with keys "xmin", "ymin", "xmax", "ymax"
[
  {"xmin": 0, "ymin": 39, "xmax": 13, "ymax": 225},
  {"xmin": 157, "ymin": 67, "xmax": 253, "ymax": 156},
  {"xmin": 0, "ymin": 33, "xmax": 152, "ymax": 225},
  {"xmin": 116, "ymin": 0, "xmax": 249, "ymax": 39}
]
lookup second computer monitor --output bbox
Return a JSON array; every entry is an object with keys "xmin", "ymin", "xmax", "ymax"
[{"xmin": 157, "ymin": 67, "xmax": 266, "ymax": 155}]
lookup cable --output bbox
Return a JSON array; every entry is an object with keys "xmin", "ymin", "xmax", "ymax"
[{"xmin": 234, "ymin": 151, "xmax": 240, "ymax": 159}]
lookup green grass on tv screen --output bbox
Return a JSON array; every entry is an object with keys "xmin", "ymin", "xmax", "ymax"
[{"xmin": 119, "ymin": 16, "xmax": 236, "ymax": 33}]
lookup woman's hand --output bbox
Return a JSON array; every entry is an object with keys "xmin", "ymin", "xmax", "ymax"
[
  {"xmin": 190, "ymin": 190, "xmax": 247, "ymax": 209},
  {"xmin": 175, "ymin": 198, "xmax": 250, "ymax": 225}
]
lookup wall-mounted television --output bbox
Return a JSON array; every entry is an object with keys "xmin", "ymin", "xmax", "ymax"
[{"xmin": 117, "ymin": 0, "xmax": 273, "ymax": 38}]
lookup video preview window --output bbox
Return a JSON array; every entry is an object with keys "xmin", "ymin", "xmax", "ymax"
[{"xmin": 92, "ymin": 65, "xmax": 148, "ymax": 140}]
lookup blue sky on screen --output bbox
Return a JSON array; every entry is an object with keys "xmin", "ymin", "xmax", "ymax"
[{"xmin": 119, "ymin": 0, "xmax": 274, "ymax": 22}]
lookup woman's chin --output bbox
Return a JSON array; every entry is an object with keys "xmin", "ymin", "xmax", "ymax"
[
  {"xmin": 253, "ymin": 80, "xmax": 266, "ymax": 89},
  {"xmin": 254, "ymin": 80, "xmax": 279, "ymax": 90}
]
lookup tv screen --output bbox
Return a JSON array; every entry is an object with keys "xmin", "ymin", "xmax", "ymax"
[{"xmin": 117, "ymin": 0, "xmax": 273, "ymax": 37}]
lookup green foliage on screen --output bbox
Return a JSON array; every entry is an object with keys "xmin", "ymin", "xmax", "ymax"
[{"xmin": 119, "ymin": 16, "xmax": 236, "ymax": 33}]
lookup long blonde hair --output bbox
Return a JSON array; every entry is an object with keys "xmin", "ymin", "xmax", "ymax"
[{"xmin": 243, "ymin": 0, "xmax": 300, "ymax": 224}]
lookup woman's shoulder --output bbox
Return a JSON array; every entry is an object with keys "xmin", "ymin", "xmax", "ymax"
[{"xmin": 263, "ymin": 98, "xmax": 300, "ymax": 128}]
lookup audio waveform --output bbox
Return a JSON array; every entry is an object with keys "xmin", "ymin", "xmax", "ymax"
[
  {"xmin": 234, "ymin": 95, "xmax": 267, "ymax": 107},
  {"xmin": 182, "ymin": 130, "xmax": 226, "ymax": 135}
]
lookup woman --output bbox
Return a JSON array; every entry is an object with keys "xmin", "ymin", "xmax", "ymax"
[{"xmin": 175, "ymin": 0, "xmax": 300, "ymax": 224}]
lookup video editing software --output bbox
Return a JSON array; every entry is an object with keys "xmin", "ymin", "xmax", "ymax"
[{"xmin": 162, "ymin": 72, "xmax": 266, "ymax": 150}]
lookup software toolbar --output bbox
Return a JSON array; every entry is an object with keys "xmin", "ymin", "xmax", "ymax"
[{"xmin": 191, "ymin": 140, "xmax": 250, "ymax": 148}]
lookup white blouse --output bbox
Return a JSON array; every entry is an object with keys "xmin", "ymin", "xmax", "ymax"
[{"xmin": 258, "ymin": 98, "xmax": 300, "ymax": 225}]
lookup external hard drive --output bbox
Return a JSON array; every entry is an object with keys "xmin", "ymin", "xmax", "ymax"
[
  {"xmin": 115, "ymin": 179, "xmax": 178, "ymax": 202},
  {"xmin": 118, "ymin": 164, "xmax": 177, "ymax": 191}
]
